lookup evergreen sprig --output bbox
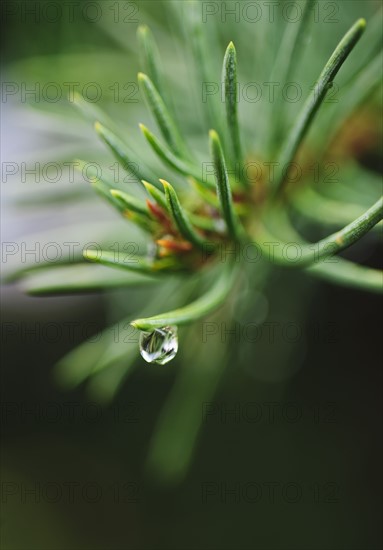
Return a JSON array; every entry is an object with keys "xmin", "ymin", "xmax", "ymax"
[{"xmin": 16, "ymin": 11, "xmax": 383, "ymax": 484}]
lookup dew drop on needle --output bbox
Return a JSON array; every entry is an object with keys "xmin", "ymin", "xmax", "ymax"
[{"xmin": 139, "ymin": 325, "xmax": 178, "ymax": 365}]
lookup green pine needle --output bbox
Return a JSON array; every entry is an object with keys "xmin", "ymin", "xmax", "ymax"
[
  {"xmin": 209, "ymin": 129, "xmax": 242, "ymax": 239},
  {"xmin": 83, "ymin": 249, "xmax": 181, "ymax": 273},
  {"xmin": 95, "ymin": 121, "xmax": 153, "ymax": 184},
  {"xmin": 110, "ymin": 189, "xmax": 150, "ymax": 217},
  {"xmin": 308, "ymin": 259, "xmax": 383, "ymax": 294},
  {"xmin": 223, "ymin": 41, "xmax": 243, "ymax": 171},
  {"xmin": 275, "ymin": 18, "xmax": 366, "ymax": 193},
  {"xmin": 139, "ymin": 123, "xmax": 216, "ymax": 190},
  {"xmin": 142, "ymin": 180, "xmax": 168, "ymax": 210},
  {"xmin": 255, "ymin": 196, "xmax": 383, "ymax": 267},
  {"xmin": 23, "ymin": 264, "xmax": 157, "ymax": 294},
  {"xmin": 161, "ymin": 179, "xmax": 212, "ymax": 250},
  {"xmin": 138, "ymin": 72, "xmax": 185, "ymax": 156},
  {"xmin": 137, "ymin": 25, "xmax": 168, "ymax": 106},
  {"xmin": 131, "ymin": 262, "xmax": 238, "ymax": 330}
]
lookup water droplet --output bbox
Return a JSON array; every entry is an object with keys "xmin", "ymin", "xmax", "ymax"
[{"xmin": 139, "ymin": 326, "xmax": 178, "ymax": 365}]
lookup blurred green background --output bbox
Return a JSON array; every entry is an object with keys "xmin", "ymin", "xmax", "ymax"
[{"xmin": 1, "ymin": 1, "xmax": 382, "ymax": 549}]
